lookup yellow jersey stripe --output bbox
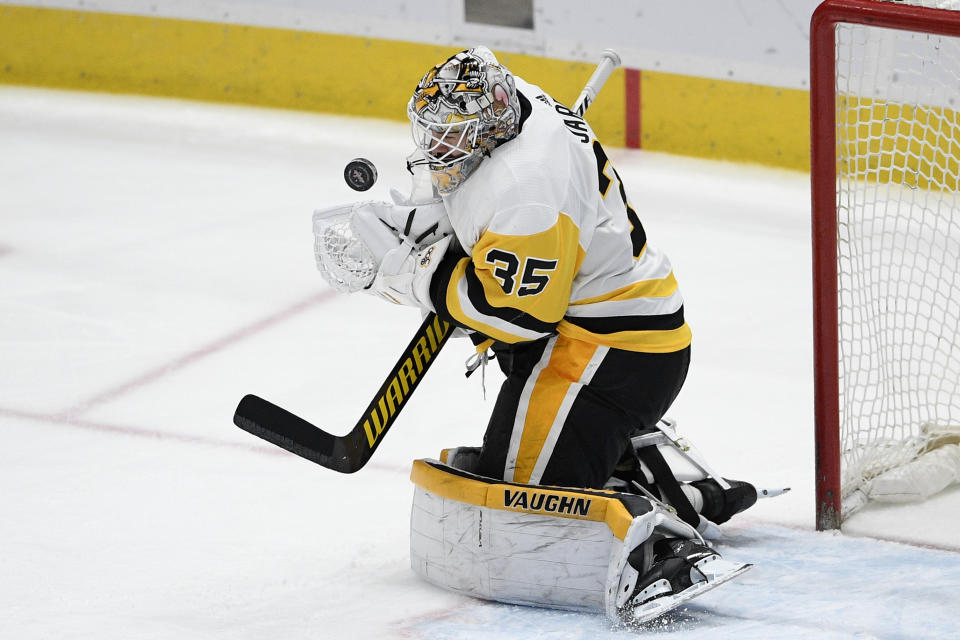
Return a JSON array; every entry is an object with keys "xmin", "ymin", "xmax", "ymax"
[
  {"xmin": 570, "ymin": 271, "xmax": 679, "ymax": 306},
  {"xmin": 472, "ymin": 213, "xmax": 582, "ymax": 323},
  {"xmin": 557, "ymin": 320, "xmax": 692, "ymax": 353}
]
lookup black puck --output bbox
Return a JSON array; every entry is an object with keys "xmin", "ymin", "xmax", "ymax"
[{"xmin": 344, "ymin": 158, "xmax": 378, "ymax": 191}]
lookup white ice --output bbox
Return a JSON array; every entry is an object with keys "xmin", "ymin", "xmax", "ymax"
[{"xmin": 2, "ymin": 86, "xmax": 959, "ymax": 639}]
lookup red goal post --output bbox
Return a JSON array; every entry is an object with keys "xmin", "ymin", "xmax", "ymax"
[{"xmin": 811, "ymin": 0, "xmax": 960, "ymax": 531}]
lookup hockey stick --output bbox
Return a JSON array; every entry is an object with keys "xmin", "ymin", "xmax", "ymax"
[
  {"xmin": 235, "ymin": 313, "xmax": 451, "ymax": 473},
  {"xmin": 234, "ymin": 50, "xmax": 622, "ymax": 473},
  {"xmin": 573, "ymin": 49, "xmax": 621, "ymax": 117}
]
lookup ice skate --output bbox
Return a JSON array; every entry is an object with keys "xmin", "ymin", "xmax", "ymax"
[{"xmin": 615, "ymin": 537, "xmax": 751, "ymax": 624}]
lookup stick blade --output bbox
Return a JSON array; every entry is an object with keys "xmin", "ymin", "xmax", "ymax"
[{"xmin": 233, "ymin": 394, "xmax": 365, "ymax": 473}]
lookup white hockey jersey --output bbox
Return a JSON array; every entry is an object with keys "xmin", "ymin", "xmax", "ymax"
[{"xmin": 429, "ymin": 77, "xmax": 690, "ymax": 354}]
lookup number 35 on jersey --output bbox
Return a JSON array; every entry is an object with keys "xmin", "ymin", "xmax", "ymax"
[{"xmin": 485, "ymin": 248, "xmax": 558, "ymax": 297}]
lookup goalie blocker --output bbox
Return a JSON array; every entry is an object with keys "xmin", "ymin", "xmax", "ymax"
[{"xmin": 410, "ymin": 456, "xmax": 751, "ymax": 624}]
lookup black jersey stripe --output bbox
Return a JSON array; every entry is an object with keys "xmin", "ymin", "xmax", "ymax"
[
  {"xmin": 565, "ymin": 307, "xmax": 686, "ymax": 334},
  {"xmin": 463, "ymin": 260, "xmax": 558, "ymax": 335},
  {"xmin": 429, "ymin": 251, "xmax": 472, "ymax": 331}
]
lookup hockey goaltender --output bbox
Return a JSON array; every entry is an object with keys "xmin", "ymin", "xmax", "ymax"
[{"xmin": 309, "ymin": 46, "xmax": 784, "ymax": 625}]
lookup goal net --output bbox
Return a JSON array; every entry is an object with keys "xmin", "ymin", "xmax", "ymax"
[{"xmin": 811, "ymin": 0, "xmax": 960, "ymax": 529}]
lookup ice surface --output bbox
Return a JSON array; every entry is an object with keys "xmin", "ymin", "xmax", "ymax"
[{"xmin": 1, "ymin": 86, "xmax": 958, "ymax": 638}]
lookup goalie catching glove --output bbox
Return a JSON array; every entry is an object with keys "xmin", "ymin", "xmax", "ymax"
[
  {"xmin": 370, "ymin": 234, "xmax": 452, "ymax": 308},
  {"xmin": 312, "ymin": 199, "xmax": 452, "ymax": 302}
]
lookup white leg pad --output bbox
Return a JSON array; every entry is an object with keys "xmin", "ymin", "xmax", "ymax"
[{"xmin": 409, "ymin": 458, "xmax": 698, "ymax": 618}]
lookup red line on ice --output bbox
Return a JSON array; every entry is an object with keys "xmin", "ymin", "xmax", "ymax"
[
  {"xmin": 0, "ymin": 405, "xmax": 409, "ymax": 474},
  {"xmin": 0, "ymin": 405, "xmax": 286, "ymax": 455},
  {"xmin": 59, "ymin": 289, "xmax": 338, "ymax": 418}
]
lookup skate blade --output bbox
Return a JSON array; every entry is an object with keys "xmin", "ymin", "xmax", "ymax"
[{"xmin": 627, "ymin": 560, "xmax": 752, "ymax": 625}]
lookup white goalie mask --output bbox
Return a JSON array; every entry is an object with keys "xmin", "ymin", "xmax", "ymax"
[{"xmin": 407, "ymin": 46, "xmax": 520, "ymax": 194}]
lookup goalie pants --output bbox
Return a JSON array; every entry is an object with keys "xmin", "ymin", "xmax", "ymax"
[{"xmin": 476, "ymin": 334, "xmax": 690, "ymax": 489}]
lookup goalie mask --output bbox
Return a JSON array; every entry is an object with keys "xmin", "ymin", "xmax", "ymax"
[{"xmin": 407, "ymin": 46, "xmax": 520, "ymax": 194}]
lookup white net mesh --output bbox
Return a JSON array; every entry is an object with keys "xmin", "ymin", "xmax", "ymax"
[{"xmin": 834, "ymin": 2, "xmax": 960, "ymax": 514}]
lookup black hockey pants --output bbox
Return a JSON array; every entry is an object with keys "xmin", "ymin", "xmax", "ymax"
[{"xmin": 475, "ymin": 334, "xmax": 690, "ymax": 489}]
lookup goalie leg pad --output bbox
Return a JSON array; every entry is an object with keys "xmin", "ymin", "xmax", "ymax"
[{"xmin": 409, "ymin": 458, "xmax": 748, "ymax": 622}]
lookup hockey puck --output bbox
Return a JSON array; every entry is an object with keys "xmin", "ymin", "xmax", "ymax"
[{"xmin": 344, "ymin": 158, "xmax": 378, "ymax": 191}]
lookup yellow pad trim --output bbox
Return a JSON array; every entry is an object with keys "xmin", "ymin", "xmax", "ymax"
[{"xmin": 410, "ymin": 458, "xmax": 635, "ymax": 540}]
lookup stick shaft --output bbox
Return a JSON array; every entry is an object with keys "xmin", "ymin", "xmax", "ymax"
[{"xmin": 573, "ymin": 49, "xmax": 622, "ymax": 116}]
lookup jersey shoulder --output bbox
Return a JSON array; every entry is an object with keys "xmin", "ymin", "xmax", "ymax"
[
  {"xmin": 443, "ymin": 77, "xmax": 601, "ymax": 245},
  {"xmin": 458, "ymin": 87, "xmax": 590, "ymax": 228}
]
